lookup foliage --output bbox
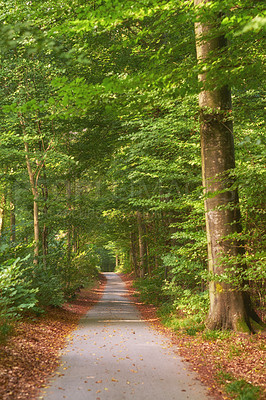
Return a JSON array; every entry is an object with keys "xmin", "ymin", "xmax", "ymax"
[
  {"xmin": 162, "ymin": 282, "xmax": 209, "ymax": 319},
  {"xmin": 68, "ymin": 248, "xmax": 100, "ymax": 293},
  {"xmin": 133, "ymin": 269, "xmax": 166, "ymax": 306},
  {"xmin": 0, "ymin": 256, "xmax": 38, "ymax": 340},
  {"xmin": 32, "ymin": 262, "xmax": 65, "ymax": 307},
  {"xmin": 0, "ymin": 0, "xmax": 265, "ymax": 337},
  {"xmin": 162, "ymin": 254, "xmax": 205, "ymax": 290},
  {"xmin": 133, "ymin": 267, "xmax": 209, "ymax": 336}
]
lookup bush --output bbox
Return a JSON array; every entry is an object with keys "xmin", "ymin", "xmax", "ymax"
[
  {"xmin": 162, "ymin": 280, "xmax": 209, "ymax": 320},
  {"xmin": 0, "ymin": 255, "xmax": 38, "ymax": 341},
  {"xmin": 62, "ymin": 249, "xmax": 100, "ymax": 297},
  {"xmin": 133, "ymin": 269, "xmax": 166, "ymax": 306},
  {"xmin": 162, "ymin": 254, "xmax": 205, "ymax": 290},
  {"xmin": 132, "ymin": 266, "xmax": 209, "ymax": 333},
  {"xmin": 32, "ymin": 262, "xmax": 65, "ymax": 307}
]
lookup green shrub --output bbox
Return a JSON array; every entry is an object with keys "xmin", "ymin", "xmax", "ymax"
[
  {"xmin": 162, "ymin": 280, "xmax": 209, "ymax": 320},
  {"xmin": 133, "ymin": 269, "xmax": 166, "ymax": 306},
  {"xmin": 33, "ymin": 262, "xmax": 65, "ymax": 307},
  {"xmin": 0, "ymin": 255, "xmax": 38, "ymax": 341},
  {"xmin": 60, "ymin": 249, "xmax": 100, "ymax": 298},
  {"xmin": 162, "ymin": 255, "xmax": 205, "ymax": 289}
]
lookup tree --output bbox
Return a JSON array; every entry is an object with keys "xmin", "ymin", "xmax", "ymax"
[
  {"xmin": 0, "ymin": 0, "xmax": 264, "ymax": 333},
  {"xmin": 194, "ymin": 0, "xmax": 263, "ymax": 331}
]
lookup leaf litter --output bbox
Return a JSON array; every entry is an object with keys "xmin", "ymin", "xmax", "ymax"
[
  {"xmin": 120, "ymin": 273, "xmax": 266, "ymax": 400},
  {"xmin": 0, "ymin": 275, "xmax": 106, "ymax": 400}
]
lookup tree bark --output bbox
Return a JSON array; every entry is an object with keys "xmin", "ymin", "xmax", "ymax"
[
  {"xmin": 137, "ymin": 211, "xmax": 146, "ymax": 278},
  {"xmin": 66, "ymin": 179, "xmax": 72, "ymax": 267},
  {"xmin": 130, "ymin": 231, "xmax": 138, "ymax": 277},
  {"xmin": 0, "ymin": 193, "xmax": 6, "ymax": 239},
  {"xmin": 24, "ymin": 141, "xmax": 40, "ymax": 264},
  {"xmin": 194, "ymin": 0, "xmax": 263, "ymax": 331},
  {"xmin": 115, "ymin": 253, "xmax": 120, "ymax": 269},
  {"xmin": 10, "ymin": 200, "xmax": 16, "ymax": 244},
  {"xmin": 40, "ymin": 142, "xmax": 49, "ymax": 268}
]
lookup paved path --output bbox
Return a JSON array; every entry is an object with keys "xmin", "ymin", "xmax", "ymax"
[{"xmin": 39, "ymin": 273, "xmax": 211, "ymax": 400}]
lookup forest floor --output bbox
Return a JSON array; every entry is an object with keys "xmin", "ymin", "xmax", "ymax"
[
  {"xmin": 0, "ymin": 275, "xmax": 107, "ymax": 400},
  {"xmin": 0, "ymin": 272, "xmax": 265, "ymax": 400},
  {"xmin": 120, "ymin": 273, "xmax": 266, "ymax": 400}
]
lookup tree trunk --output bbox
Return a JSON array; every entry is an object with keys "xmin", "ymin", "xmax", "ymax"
[
  {"xmin": 33, "ymin": 198, "xmax": 40, "ymax": 264},
  {"xmin": 130, "ymin": 231, "xmax": 138, "ymax": 277},
  {"xmin": 71, "ymin": 180, "xmax": 78, "ymax": 254},
  {"xmin": 42, "ymin": 223, "xmax": 48, "ymax": 267},
  {"xmin": 146, "ymin": 241, "xmax": 151, "ymax": 276},
  {"xmin": 0, "ymin": 193, "xmax": 6, "ymax": 239},
  {"xmin": 115, "ymin": 253, "xmax": 120, "ymax": 269},
  {"xmin": 137, "ymin": 211, "xmax": 146, "ymax": 278},
  {"xmin": 24, "ymin": 142, "xmax": 39, "ymax": 264},
  {"xmin": 66, "ymin": 179, "xmax": 72, "ymax": 267},
  {"xmin": 20, "ymin": 118, "xmax": 43, "ymax": 265},
  {"xmin": 72, "ymin": 226, "xmax": 78, "ymax": 254},
  {"xmin": 10, "ymin": 200, "xmax": 16, "ymax": 244},
  {"xmin": 40, "ymin": 143, "xmax": 49, "ymax": 268},
  {"xmin": 194, "ymin": 0, "xmax": 263, "ymax": 332}
]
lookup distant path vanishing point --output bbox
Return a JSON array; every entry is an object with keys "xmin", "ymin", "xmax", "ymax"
[{"xmin": 39, "ymin": 272, "xmax": 213, "ymax": 400}]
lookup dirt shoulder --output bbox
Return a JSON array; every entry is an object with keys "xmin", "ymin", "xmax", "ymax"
[
  {"xmin": 0, "ymin": 274, "xmax": 107, "ymax": 400},
  {"xmin": 120, "ymin": 273, "xmax": 265, "ymax": 400}
]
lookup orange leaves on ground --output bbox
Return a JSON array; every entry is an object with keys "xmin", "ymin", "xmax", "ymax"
[
  {"xmin": 0, "ymin": 275, "xmax": 107, "ymax": 400},
  {"xmin": 120, "ymin": 273, "xmax": 266, "ymax": 400}
]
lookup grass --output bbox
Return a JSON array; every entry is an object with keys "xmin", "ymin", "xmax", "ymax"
[{"xmin": 216, "ymin": 369, "xmax": 261, "ymax": 399}]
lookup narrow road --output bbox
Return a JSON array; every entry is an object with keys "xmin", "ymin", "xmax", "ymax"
[{"xmin": 39, "ymin": 273, "xmax": 212, "ymax": 400}]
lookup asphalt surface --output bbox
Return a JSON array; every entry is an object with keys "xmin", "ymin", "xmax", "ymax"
[{"xmin": 39, "ymin": 273, "xmax": 212, "ymax": 400}]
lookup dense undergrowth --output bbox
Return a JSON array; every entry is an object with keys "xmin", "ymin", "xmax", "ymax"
[
  {"xmin": 133, "ymin": 269, "xmax": 209, "ymax": 335},
  {"xmin": 0, "ymin": 249, "xmax": 100, "ymax": 342}
]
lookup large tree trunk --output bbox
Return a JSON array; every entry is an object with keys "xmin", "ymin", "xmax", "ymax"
[{"xmin": 194, "ymin": 0, "xmax": 262, "ymax": 332}]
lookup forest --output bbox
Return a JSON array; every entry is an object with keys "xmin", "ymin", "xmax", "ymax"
[{"xmin": 0, "ymin": 0, "xmax": 265, "ymax": 397}]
